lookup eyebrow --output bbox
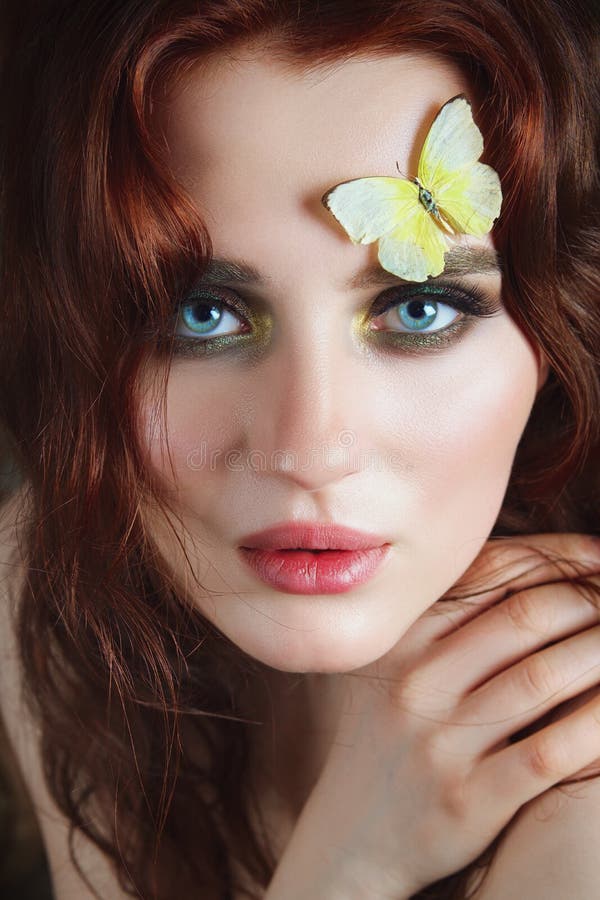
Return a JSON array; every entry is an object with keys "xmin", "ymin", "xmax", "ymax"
[{"xmin": 197, "ymin": 246, "xmax": 502, "ymax": 289}]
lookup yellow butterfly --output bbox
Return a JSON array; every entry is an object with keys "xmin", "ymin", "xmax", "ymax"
[{"xmin": 321, "ymin": 95, "xmax": 502, "ymax": 283}]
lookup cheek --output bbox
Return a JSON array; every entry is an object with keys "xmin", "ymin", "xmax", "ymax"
[
  {"xmin": 383, "ymin": 320, "xmax": 540, "ymax": 554},
  {"xmin": 139, "ymin": 317, "xmax": 539, "ymax": 540},
  {"xmin": 138, "ymin": 365, "xmax": 241, "ymax": 493}
]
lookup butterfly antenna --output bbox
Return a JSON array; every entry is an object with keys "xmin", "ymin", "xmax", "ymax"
[{"xmin": 395, "ymin": 160, "xmax": 415, "ymax": 182}]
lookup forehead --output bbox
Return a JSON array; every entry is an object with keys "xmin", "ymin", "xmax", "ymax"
[
  {"xmin": 160, "ymin": 50, "xmax": 469, "ymax": 191},
  {"xmin": 155, "ymin": 49, "xmax": 487, "ymax": 276}
]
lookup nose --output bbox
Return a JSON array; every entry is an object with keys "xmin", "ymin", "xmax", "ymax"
[{"xmin": 247, "ymin": 337, "xmax": 363, "ymax": 492}]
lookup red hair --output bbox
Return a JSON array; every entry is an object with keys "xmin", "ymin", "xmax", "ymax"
[{"xmin": 1, "ymin": 1, "xmax": 599, "ymax": 898}]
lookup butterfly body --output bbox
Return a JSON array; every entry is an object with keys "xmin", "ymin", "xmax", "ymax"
[
  {"xmin": 416, "ymin": 181, "xmax": 437, "ymax": 215},
  {"xmin": 321, "ymin": 95, "xmax": 502, "ymax": 283}
]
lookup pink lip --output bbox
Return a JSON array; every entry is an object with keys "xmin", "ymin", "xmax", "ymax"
[
  {"xmin": 237, "ymin": 522, "xmax": 392, "ymax": 595},
  {"xmin": 238, "ymin": 521, "xmax": 389, "ymax": 551}
]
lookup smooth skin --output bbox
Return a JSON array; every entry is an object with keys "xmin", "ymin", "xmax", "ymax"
[
  {"xmin": 140, "ymin": 48, "xmax": 546, "ymax": 674},
  {"xmin": 130, "ymin": 46, "xmax": 600, "ymax": 898},
  {"xmin": 264, "ymin": 536, "xmax": 600, "ymax": 898}
]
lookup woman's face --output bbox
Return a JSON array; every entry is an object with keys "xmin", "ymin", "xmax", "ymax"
[{"xmin": 138, "ymin": 48, "xmax": 546, "ymax": 673}]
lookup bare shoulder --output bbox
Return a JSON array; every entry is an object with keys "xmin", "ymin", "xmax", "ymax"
[
  {"xmin": 470, "ymin": 716, "xmax": 600, "ymax": 899},
  {"xmin": 0, "ymin": 487, "xmax": 130, "ymax": 900}
]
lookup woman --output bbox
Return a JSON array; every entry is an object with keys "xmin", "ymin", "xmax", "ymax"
[{"xmin": 1, "ymin": 1, "xmax": 600, "ymax": 898}]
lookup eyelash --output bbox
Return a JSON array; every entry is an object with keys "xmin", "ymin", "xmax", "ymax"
[{"xmin": 168, "ymin": 281, "xmax": 499, "ymax": 359}]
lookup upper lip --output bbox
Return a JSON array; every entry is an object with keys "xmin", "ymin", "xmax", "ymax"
[{"xmin": 238, "ymin": 522, "xmax": 390, "ymax": 550}]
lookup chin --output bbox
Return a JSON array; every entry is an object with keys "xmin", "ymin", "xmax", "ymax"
[{"xmin": 223, "ymin": 622, "xmax": 401, "ymax": 675}]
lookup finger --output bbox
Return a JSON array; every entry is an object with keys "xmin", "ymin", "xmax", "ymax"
[
  {"xmin": 455, "ymin": 622, "xmax": 600, "ymax": 755},
  {"xmin": 419, "ymin": 533, "xmax": 600, "ymax": 644},
  {"xmin": 477, "ymin": 688, "xmax": 600, "ymax": 815},
  {"xmin": 365, "ymin": 534, "xmax": 600, "ymax": 685},
  {"xmin": 418, "ymin": 578, "xmax": 600, "ymax": 700},
  {"xmin": 536, "ymin": 684, "xmax": 600, "ymax": 782}
]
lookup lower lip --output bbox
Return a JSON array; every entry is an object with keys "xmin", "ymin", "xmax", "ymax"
[{"xmin": 238, "ymin": 545, "xmax": 391, "ymax": 594}]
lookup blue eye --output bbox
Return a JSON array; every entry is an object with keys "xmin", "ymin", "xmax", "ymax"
[
  {"xmin": 167, "ymin": 279, "xmax": 500, "ymax": 360},
  {"xmin": 176, "ymin": 288, "xmax": 248, "ymax": 339},
  {"xmin": 377, "ymin": 297, "xmax": 460, "ymax": 334},
  {"xmin": 182, "ymin": 301, "xmax": 222, "ymax": 333}
]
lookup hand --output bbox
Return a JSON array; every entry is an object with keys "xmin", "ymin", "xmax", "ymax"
[{"xmin": 267, "ymin": 533, "xmax": 600, "ymax": 899}]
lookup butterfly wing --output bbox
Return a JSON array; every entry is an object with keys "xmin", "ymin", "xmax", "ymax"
[
  {"xmin": 418, "ymin": 96, "xmax": 483, "ymax": 189},
  {"xmin": 377, "ymin": 208, "xmax": 448, "ymax": 283},
  {"xmin": 322, "ymin": 176, "xmax": 448, "ymax": 281},
  {"xmin": 418, "ymin": 95, "xmax": 502, "ymax": 237},
  {"xmin": 322, "ymin": 176, "xmax": 419, "ymax": 243},
  {"xmin": 433, "ymin": 163, "xmax": 502, "ymax": 237}
]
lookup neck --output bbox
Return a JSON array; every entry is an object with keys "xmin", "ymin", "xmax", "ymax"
[{"xmin": 246, "ymin": 670, "xmax": 346, "ymax": 841}]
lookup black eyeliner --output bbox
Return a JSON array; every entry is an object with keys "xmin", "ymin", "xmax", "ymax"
[
  {"xmin": 368, "ymin": 279, "xmax": 502, "ymax": 320},
  {"xmin": 357, "ymin": 279, "xmax": 502, "ymax": 355},
  {"xmin": 169, "ymin": 284, "xmax": 270, "ymax": 359},
  {"xmin": 178, "ymin": 283, "xmax": 253, "ymax": 324},
  {"xmin": 168, "ymin": 277, "xmax": 502, "ymax": 359}
]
